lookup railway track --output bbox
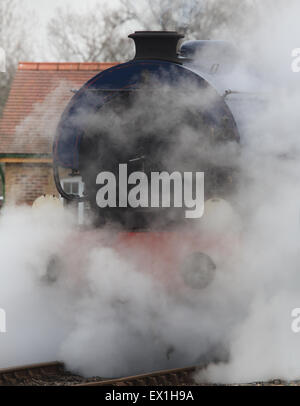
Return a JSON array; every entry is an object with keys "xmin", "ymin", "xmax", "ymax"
[
  {"xmin": 75, "ymin": 365, "xmax": 197, "ymax": 386},
  {"xmin": 0, "ymin": 362, "xmax": 197, "ymax": 386},
  {"xmin": 0, "ymin": 361, "xmax": 63, "ymax": 386},
  {"xmin": 1, "ymin": 362, "xmax": 296, "ymax": 386},
  {"xmin": 0, "ymin": 361, "xmax": 104, "ymax": 386}
]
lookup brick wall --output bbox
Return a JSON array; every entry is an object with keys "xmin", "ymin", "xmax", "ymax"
[{"xmin": 4, "ymin": 163, "xmax": 59, "ymax": 205}]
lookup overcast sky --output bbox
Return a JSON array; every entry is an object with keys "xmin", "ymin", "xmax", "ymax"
[
  {"xmin": 22, "ymin": 0, "xmax": 100, "ymax": 20},
  {"xmin": 20, "ymin": 0, "xmax": 107, "ymax": 60}
]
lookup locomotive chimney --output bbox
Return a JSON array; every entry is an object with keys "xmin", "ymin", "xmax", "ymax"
[{"xmin": 128, "ymin": 31, "xmax": 184, "ymax": 64}]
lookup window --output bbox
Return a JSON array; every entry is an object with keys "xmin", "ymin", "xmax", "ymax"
[{"xmin": 60, "ymin": 176, "xmax": 85, "ymax": 224}]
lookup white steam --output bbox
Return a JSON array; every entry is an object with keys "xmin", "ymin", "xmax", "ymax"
[
  {"xmin": 2, "ymin": 0, "xmax": 300, "ymax": 384},
  {"xmin": 195, "ymin": 0, "xmax": 300, "ymax": 383},
  {"xmin": 0, "ymin": 202, "xmax": 242, "ymax": 377},
  {"xmin": 0, "ymin": 204, "xmax": 74, "ymax": 366}
]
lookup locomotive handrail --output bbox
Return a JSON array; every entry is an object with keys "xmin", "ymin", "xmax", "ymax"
[
  {"xmin": 53, "ymin": 164, "xmax": 87, "ymax": 202},
  {"xmin": 223, "ymin": 89, "xmax": 268, "ymax": 98}
]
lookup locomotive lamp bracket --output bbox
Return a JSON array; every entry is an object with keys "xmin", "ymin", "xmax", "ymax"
[{"xmin": 69, "ymin": 169, "xmax": 80, "ymax": 177}]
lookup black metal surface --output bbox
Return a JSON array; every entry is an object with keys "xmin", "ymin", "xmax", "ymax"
[
  {"xmin": 129, "ymin": 31, "xmax": 184, "ymax": 64},
  {"xmin": 78, "ymin": 85, "xmax": 239, "ymax": 230}
]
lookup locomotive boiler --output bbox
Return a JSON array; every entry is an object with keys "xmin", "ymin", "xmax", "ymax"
[{"xmin": 52, "ymin": 31, "xmax": 252, "ymax": 291}]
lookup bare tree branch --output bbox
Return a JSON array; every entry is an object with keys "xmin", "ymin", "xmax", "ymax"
[
  {"xmin": 47, "ymin": 0, "xmax": 258, "ymax": 63},
  {"xmin": 0, "ymin": 0, "xmax": 32, "ymax": 115}
]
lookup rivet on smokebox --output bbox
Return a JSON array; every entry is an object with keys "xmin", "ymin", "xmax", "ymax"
[{"xmin": 32, "ymin": 194, "xmax": 64, "ymax": 210}]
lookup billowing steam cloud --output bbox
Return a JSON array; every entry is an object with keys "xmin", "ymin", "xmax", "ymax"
[
  {"xmin": 0, "ymin": 201, "xmax": 242, "ymax": 377},
  {"xmin": 195, "ymin": 0, "xmax": 300, "ymax": 383},
  {"xmin": 1, "ymin": 0, "xmax": 300, "ymax": 384}
]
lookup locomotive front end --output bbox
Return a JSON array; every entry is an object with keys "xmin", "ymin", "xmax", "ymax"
[{"xmin": 52, "ymin": 31, "xmax": 240, "ymax": 292}]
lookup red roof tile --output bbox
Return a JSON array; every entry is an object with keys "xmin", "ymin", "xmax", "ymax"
[{"xmin": 0, "ymin": 62, "xmax": 118, "ymax": 155}]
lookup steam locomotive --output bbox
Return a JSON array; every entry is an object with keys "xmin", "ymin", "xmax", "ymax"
[{"xmin": 52, "ymin": 31, "xmax": 256, "ymax": 291}]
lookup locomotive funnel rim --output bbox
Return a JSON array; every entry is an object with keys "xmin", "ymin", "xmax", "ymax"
[{"xmin": 129, "ymin": 30, "xmax": 184, "ymax": 64}]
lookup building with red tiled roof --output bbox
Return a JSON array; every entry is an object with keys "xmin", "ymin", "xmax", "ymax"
[{"xmin": 0, "ymin": 61, "xmax": 117, "ymax": 206}]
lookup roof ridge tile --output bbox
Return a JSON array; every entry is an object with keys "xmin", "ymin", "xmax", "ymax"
[{"xmin": 18, "ymin": 62, "xmax": 118, "ymax": 71}]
